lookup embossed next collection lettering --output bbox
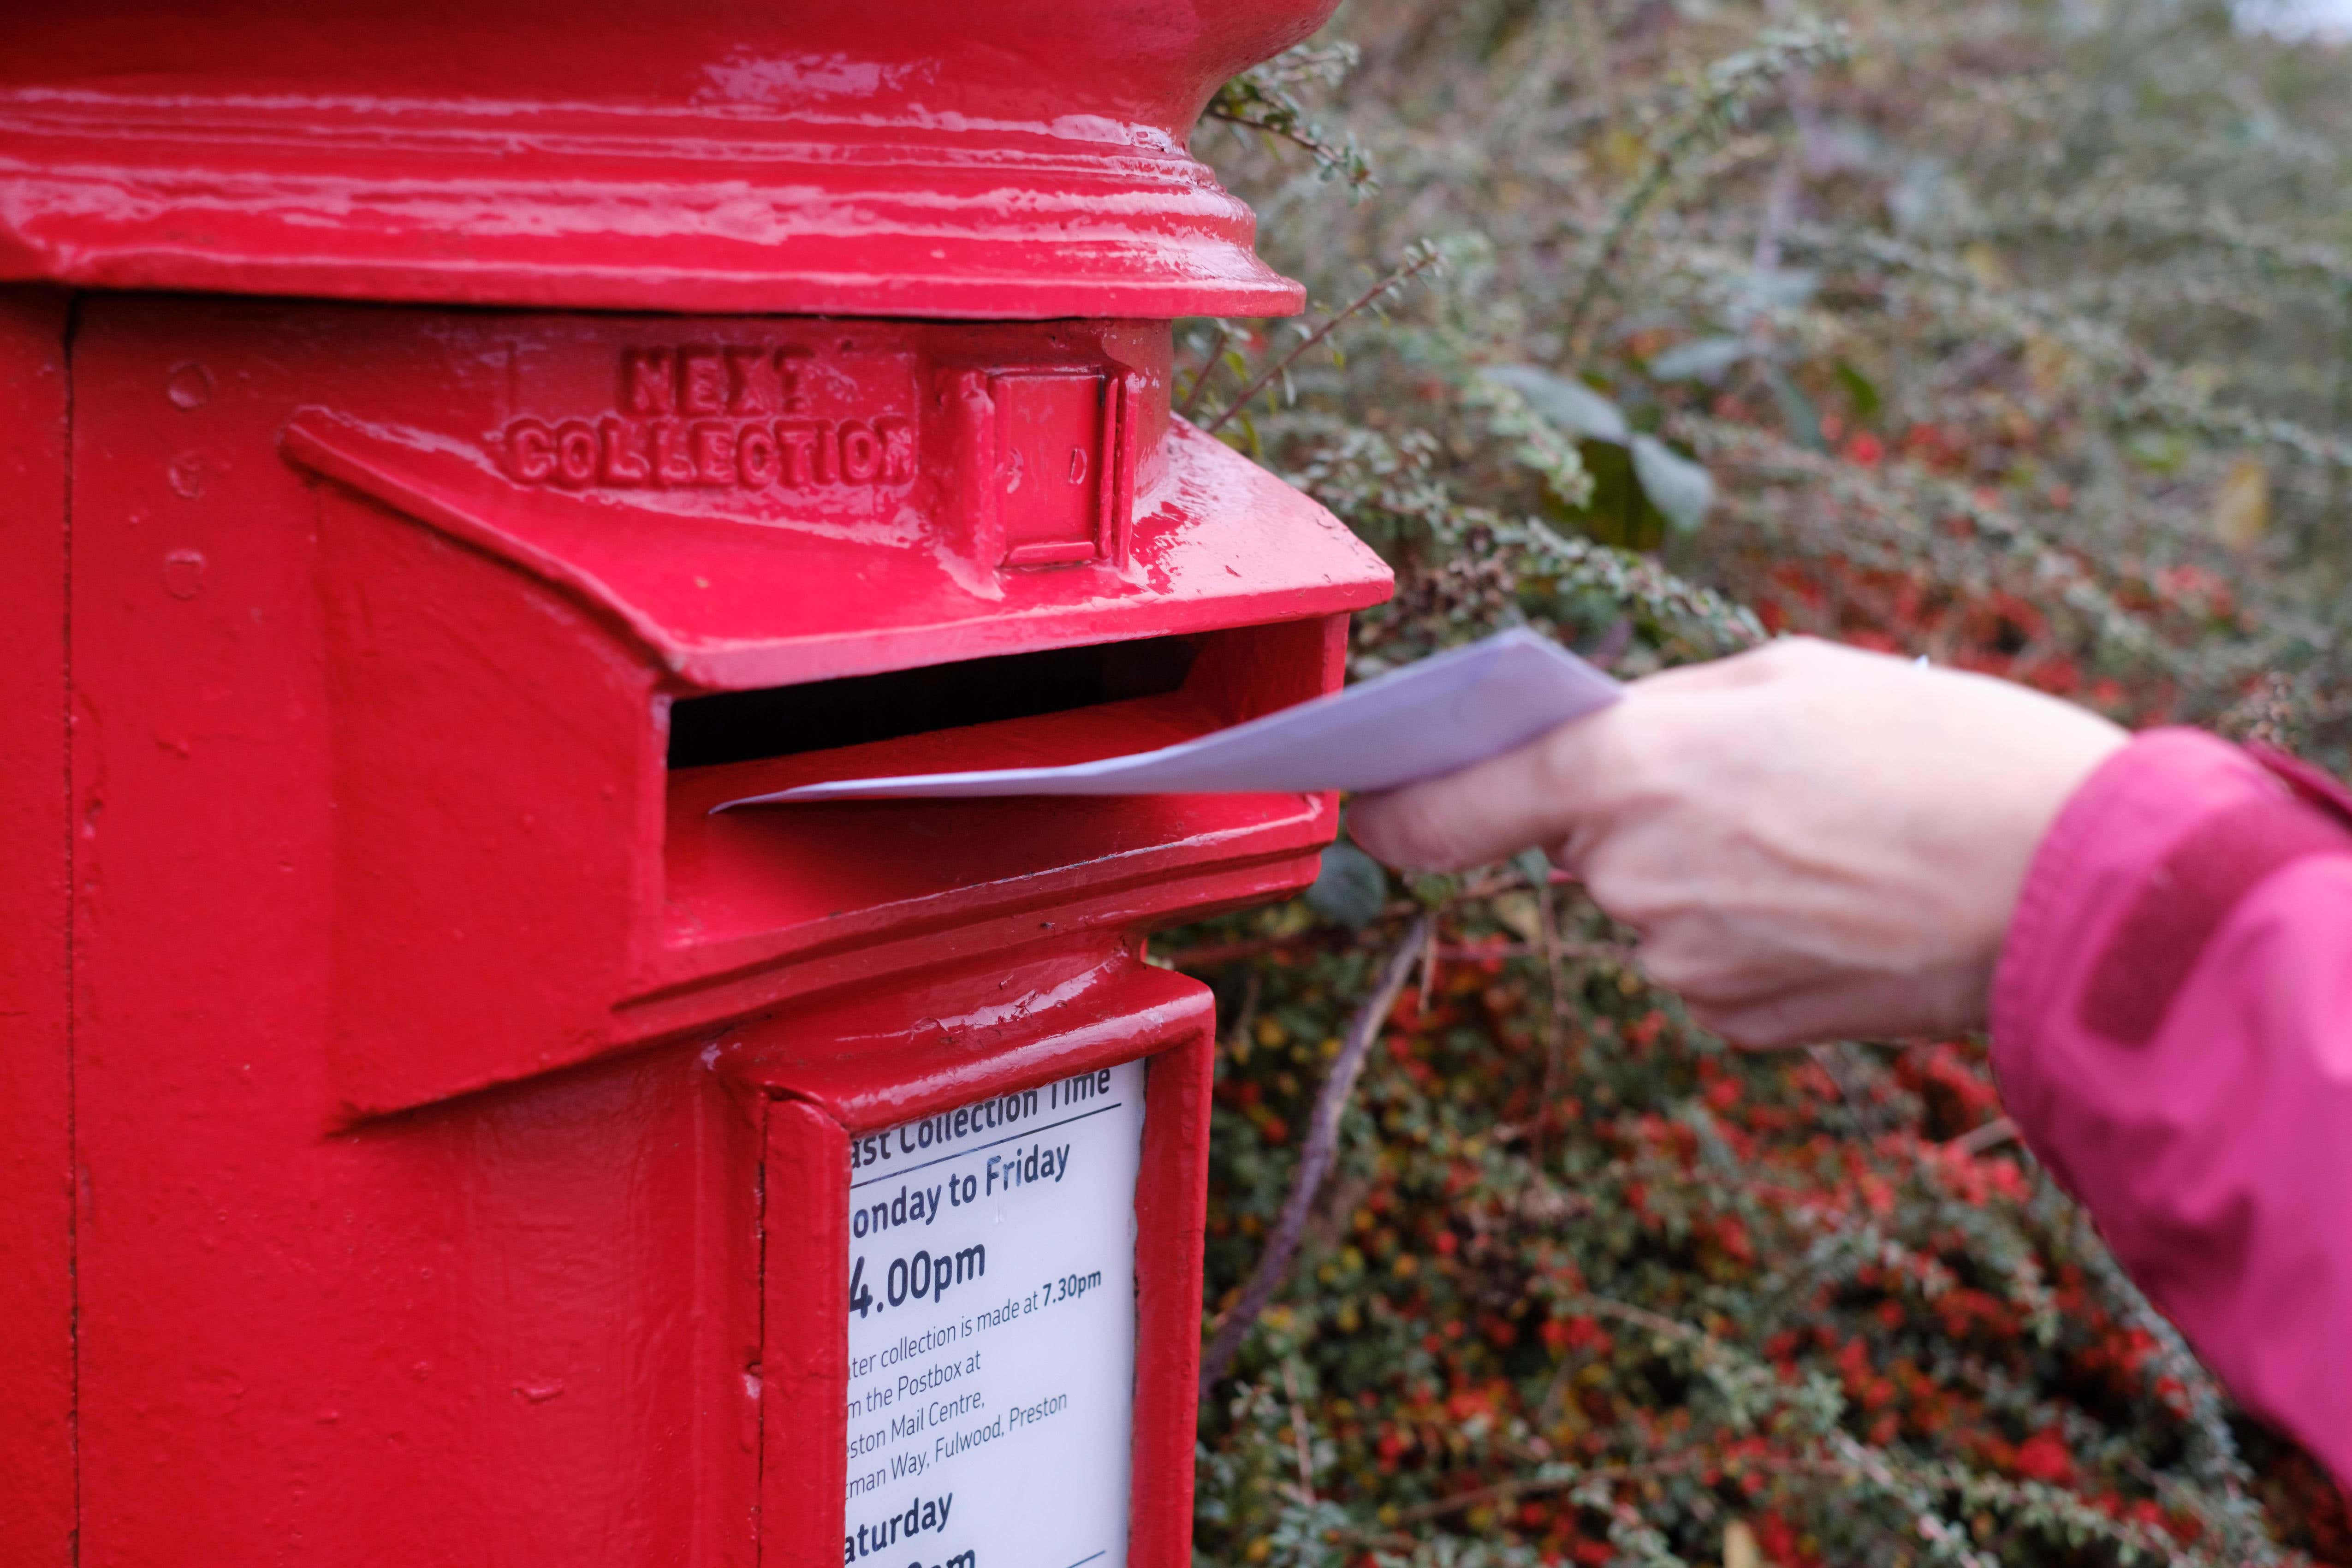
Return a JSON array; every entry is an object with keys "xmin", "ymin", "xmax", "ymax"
[{"xmin": 503, "ymin": 346, "xmax": 915, "ymax": 492}]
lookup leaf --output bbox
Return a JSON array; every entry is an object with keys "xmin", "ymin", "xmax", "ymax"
[
  {"xmin": 1886, "ymin": 154, "xmax": 1957, "ymax": 236},
  {"xmin": 1406, "ymin": 872, "xmax": 1461, "ymax": 908},
  {"xmin": 1962, "ymin": 241, "xmax": 2008, "ymax": 287},
  {"xmin": 1596, "ymin": 125, "xmax": 1648, "ymax": 178},
  {"xmin": 1482, "ymin": 365, "xmax": 1630, "ymax": 443},
  {"xmin": 2213, "ymin": 454, "xmax": 2269, "ymax": 550},
  {"xmin": 1491, "ymin": 891, "xmax": 1544, "ymax": 944},
  {"xmin": 2023, "ymin": 332, "xmax": 2077, "ymax": 398},
  {"xmin": 2125, "ymin": 429, "xmax": 2191, "ymax": 475},
  {"xmin": 1647, "ymin": 336, "xmax": 1751, "ymax": 383},
  {"xmin": 1512, "ymin": 846, "xmax": 1554, "ymax": 888},
  {"xmin": 1761, "ymin": 363, "xmax": 1825, "ymax": 451},
  {"xmin": 1573, "ymin": 438, "xmax": 1659, "ymax": 549},
  {"xmin": 1468, "ymin": 370, "xmax": 1600, "ymax": 510},
  {"xmin": 1630, "ymin": 435, "xmax": 1715, "ymax": 533},
  {"xmin": 1306, "ymin": 841, "xmax": 1388, "ymax": 927},
  {"xmin": 1739, "ymin": 267, "xmax": 1821, "ymax": 310},
  {"xmin": 1833, "ymin": 359, "xmax": 1881, "ymax": 421}
]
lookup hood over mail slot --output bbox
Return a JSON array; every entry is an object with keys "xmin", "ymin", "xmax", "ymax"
[{"xmin": 260, "ymin": 304, "xmax": 1389, "ymax": 1116}]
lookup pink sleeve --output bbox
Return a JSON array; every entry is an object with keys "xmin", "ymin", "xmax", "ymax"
[{"xmin": 1992, "ymin": 727, "xmax": 2352, "ymax": 1480}]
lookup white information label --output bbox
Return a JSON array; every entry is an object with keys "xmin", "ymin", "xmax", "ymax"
[{"xmin": 843, "ymin": 1060, "xmax": 1144, "ymax": 1568}]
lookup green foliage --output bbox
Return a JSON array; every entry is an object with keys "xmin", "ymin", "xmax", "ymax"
[
  {"xmin": 1178, "ymin": 1, "xmax": 2352, "ymax": 1563},
  {"xmin": 1205, "ymin": 42, "xmax": 1380, "ymax": 197},
  {"xmin": 1311, "ymin": 841, "xmax": 1394, "ymax": 929}
]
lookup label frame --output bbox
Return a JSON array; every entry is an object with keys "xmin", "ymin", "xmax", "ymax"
[{"xmin": 757, "ymin": 1019, "xmax": 1213, "ymax": 1568}]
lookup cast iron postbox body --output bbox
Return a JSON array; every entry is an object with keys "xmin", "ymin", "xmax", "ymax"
[{"xmin": 0, "ymin": 6, "xmax": 1392, "ymax": 1567}]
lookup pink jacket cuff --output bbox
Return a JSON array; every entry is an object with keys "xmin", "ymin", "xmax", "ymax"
[{"xmin": 1991, "ymin": 727, "xmax": 2352, "ymax": 1480}]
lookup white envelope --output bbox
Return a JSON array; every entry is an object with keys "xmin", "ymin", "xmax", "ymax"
[{"xmin": 715, "ymin": 627, "xmax": 1621, "ymax": 808}]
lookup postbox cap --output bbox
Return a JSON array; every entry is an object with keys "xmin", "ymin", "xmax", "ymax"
[{"xmin": 0, "ymin": 0, "xmax": 1334, "ymax": 319}]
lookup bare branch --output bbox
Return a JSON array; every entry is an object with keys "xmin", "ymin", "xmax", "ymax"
[
  {"xmin": 1948, "ymin": 1115, "xmax": 2020, "ymax": 1157},
  {"xmin": 1178, "ymin": 324, "xmax": 1231, "ymax": 420},
  {"xmin": 1198, "ymin": 915, "xmax": 1431, "ymax": 1396},
  {"xmin": 1201, "ymin": 246, "xmax": 1443, "ymax": 437}
]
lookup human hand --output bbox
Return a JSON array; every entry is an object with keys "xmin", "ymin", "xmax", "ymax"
[{"xmin": 1347, "ymin": 638, "xmax": 2128, "ymax": 1046}]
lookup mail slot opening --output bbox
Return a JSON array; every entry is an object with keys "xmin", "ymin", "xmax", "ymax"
[
  {"xmin": 657, "ymin": 617, "xmax": 1340, "ymax": 952},
  {"xmin": 665, "ymin": 636, "xmax": 1201, "ymax": 769}
]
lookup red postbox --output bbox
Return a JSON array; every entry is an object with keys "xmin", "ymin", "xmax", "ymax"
[{"xmin": 0, "ymin": 5, "xmax": 1392, "ymax": 1567}]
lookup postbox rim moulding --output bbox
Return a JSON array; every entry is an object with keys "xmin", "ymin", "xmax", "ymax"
[{"xmin": 0, "ymin": 0, "xmax": 1341, "ymax": 319}]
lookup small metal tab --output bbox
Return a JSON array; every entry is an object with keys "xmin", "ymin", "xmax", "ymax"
[{"xmin": 995, "ymin": 370, "xmax": 1112, "ymax": 567}]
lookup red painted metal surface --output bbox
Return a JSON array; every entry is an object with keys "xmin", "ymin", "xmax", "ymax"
[
  {"xmin": 0, "ymin": 0, "xmax": 1334, "ymax": 319},
  {"xmin": 0, "ymin": 4, "xmax": 1390, "ymax": 1563},
  {"xmin": 34, "ymin": 287, "xmax": 1380, "ymax": 1565},
  {"xmin": 0, "ymin": 288, "xmax": 72, "ymax": 1568}
]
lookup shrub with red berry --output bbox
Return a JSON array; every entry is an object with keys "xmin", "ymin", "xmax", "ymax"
[{"xmin": 1176, "ymin": 1, "xmax": 2352, "ymax": 1563}]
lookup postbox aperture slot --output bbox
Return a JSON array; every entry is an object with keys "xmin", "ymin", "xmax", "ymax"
[
  {"xmin": 655, "ymin": 616, "xmax": 1345, "ymax": 978},
  {"xmin": 666, "ymin": 636, "xmax": 1200, "ymax": 770}
]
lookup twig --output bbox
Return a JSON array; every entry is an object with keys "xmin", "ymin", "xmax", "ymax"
[
  {"xmin": 1159, "ymin": 931, "xmax": 1350, "ymax": 971},
  {"xmin": 1178, "ymin": 324, "xmax": 1231, "ymax": 420},
  {"xmin": 1531, "ymin": 874, "xmax": 1570, "ymax": 1170},
  {"xmin": 1561, "ymin": 22, "xmax": 1847, "ymax": 355},
  {"xmin": 1532, "ymin": 1339, "xmax": 1580, "ymax": 1432},
  {"xmin": 1201, "ymin": 247, "xmax": 1443, "ymax": 436},
  {"xmin": 1750, "ymin": 0, "xmax": 1822, "ymax": 277},
  {"xmin": 1364, "ymin": 1447, "xmax": 1875, "ymax": 1530},
  {"xmin": 1751, "ymin": 137, "xmax": 1806, "ymax": 279},
  {"xmin": 2329, "ymin": 280, "xmax": 2352, "ymax": 576},
  {"xmin": 1416, "ymin": 916, "xmax": 1438, "ymax": 1015},
  {"xmin": 1377, "ymin": 1455, "xmax": 1708, "ymax": 1527},
  {"xmin": 1947, "ymin": 1115, "xmax": 2019, "ymax": 1157},
  {"xmin": 1450, "ymin": 938, "xmax": 1636, "ymax": 966},
  {"xmin": 1561, "ymin": 143, "xmax": 1687, "ymax": 353},
  {"xmin": 1280, "ymin": 1358, "xmax": 1319, "ymax": 1503},
  {"xmin": 1806, "ymin": 1042, "xmax": 1864, "ymax": 1106},
  {"xmin": 1199, "ymin": 915, "xmax": 1432, "ymax": 1396},
  {"xmin": 1204, "ymin": 109, "xmax": 1343, "ymax": 164},
  {"xmin": 1223, "ymin": 969, "xmax": 1264, "ymax": 1056},
  {"xmin": 1578, "ymin": 1293, "xmax": 1703, "ymax": 1342},
  {"xmin": 1160, "ymin": 934, "xmax": 1637, "ymax": 974},
  {"xmin": 1805, "ymin": 1041, "xmax": 1901, "ymax": 1134}
]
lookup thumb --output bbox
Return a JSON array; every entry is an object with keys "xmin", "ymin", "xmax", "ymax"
[{"xmin": 1348, "ymin": 704, "xmax": 1622, "ymax": 872}]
